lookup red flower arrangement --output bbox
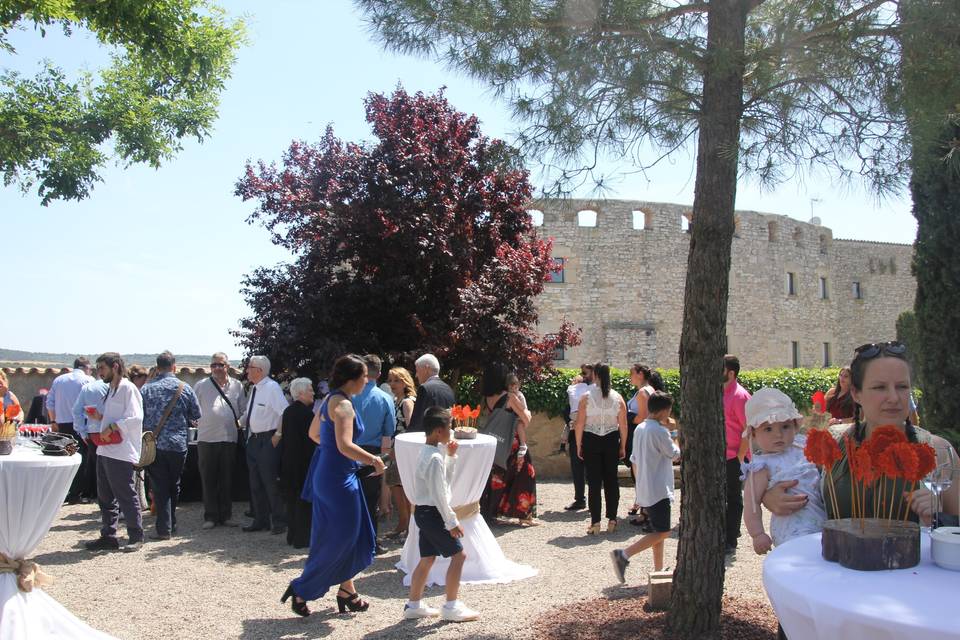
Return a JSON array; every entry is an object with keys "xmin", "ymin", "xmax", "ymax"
[
  {"xmin": 811, "ymin": 390, "xmax": 827, "ymax": 414},
  {"xmin": 451, "ymin": 405, "xmax": 480, "ymax": 429},
  {"xmin": 4, "ymin": 403, "xmax": 21, "ymax": 420},
  {"xmin": 804, "ymin": 428, "xmax": 843, "ymax": 519},
  {"xmin": 866, "ymin": 425, "xmax": 907, "ymax": 460}
]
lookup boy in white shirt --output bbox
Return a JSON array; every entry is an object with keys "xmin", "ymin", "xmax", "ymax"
[
  {"xmin": 403, "ymin": 407, "xmax": 479, "ymax": 623},
  {"xmin": 610, "ymin": 391, "xmax": 680, "ymax": 583}
]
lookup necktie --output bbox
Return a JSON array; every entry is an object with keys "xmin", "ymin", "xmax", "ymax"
[{"xmin": 246, "ymin": 386, "xmax": 257, "ymax": 431}]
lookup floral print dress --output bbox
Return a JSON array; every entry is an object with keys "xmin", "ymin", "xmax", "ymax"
[{"xmin": 482, "ymin": 393, "xmax": 537, "ymax": 520}]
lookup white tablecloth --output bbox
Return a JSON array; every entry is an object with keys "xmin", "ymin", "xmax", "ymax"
[
  {"xmin": 764, "ymin": 531, "xmax": 960, "ymax": 640},
  {"xmin": 394, "ymin": 432, "xmax": 537, "ymax": 586},
  {"xmin": 0, "ymin": 445, "xmax": 116, "ymax": 640}
]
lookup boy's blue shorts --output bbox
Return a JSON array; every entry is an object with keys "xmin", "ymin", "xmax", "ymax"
[{"xmin": 414, "ymin": 505, "xmax": 463, "ymax": 558}]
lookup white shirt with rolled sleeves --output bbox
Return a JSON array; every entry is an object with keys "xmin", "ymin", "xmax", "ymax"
[
  {"xmin": 630, "ymin": 417, "xmax": 681, "ymax": 507},
  {"xmin": 413, "ymin": 443, "xmax": 459, "ymax": 530},
  {"xmin": 97, "ymin": 378, "xmax": 144, "ymax": 464},
  {"xmin": 566, "ymin": 382, "xmax": 591, "ymax": 420},
  {"xmin": 245, "ymin": 377, "xmax": 288, "ymax": 434}
]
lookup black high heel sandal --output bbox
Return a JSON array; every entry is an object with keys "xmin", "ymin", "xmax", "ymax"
[
  {"xmin": 281, "ymin": 584, "xmax": 310, "ymax": 617},
  {"xmin": 336, "ymin": 588, "xmax": 369, "ymax": 613}
]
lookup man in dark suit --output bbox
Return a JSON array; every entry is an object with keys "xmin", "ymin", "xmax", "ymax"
[{"xmin": 407, "ymin": 353, "xmax": 455, "ymax": 432}]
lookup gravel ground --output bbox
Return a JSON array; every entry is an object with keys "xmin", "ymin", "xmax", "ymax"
[{"xmin": 37, "ymin": 482, "xmax": 773, "ymax": 639}]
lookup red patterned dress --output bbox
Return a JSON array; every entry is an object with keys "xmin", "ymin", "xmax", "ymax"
[{"xmin": 482, "ymin": 393, "xmax": 537, "ymax": 520}]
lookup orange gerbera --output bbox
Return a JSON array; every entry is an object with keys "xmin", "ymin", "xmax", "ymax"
[
  {"xmin": 911, "ymin": 443, "xmax": 938, "ymax": 482},
  {"xmin": 451, "ymin": 405, "xmax": 464, "ymax": 421},
  {"xmin": 3, "ymin": 403, "xmax": 20, "ymax": 420},
  {"xmin": 877, "ymin": 442, "xmax": 918, "ymax": 480},
  {"xmin": 852, "ymin": 446, "xmax": 878, "ymax": 484},
  {"xmin": 470, "ymin": 406, "xmax": 481, "ymax": 420},
  {"xmin": 866, "ymin": 425, "xmax": 908, "ymax": 460},
  {"xmin": 804, "ymin": 428, "xmax": 842, "ymax": 467}
]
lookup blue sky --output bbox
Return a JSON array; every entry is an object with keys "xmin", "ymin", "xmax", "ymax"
[{"xmin": 0, "ymin": 1, "xmax": 916, "ymax": 356}]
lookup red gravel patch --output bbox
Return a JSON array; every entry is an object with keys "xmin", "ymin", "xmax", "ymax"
[{"xmin": 534, "ymin": 592, "xmax": 779, "ymax": 640}]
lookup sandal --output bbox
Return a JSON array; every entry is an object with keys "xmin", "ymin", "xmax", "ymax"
[
  {"xmin": 586, "ymin": 522, "xmax": 601, "ymax": 535},
  {"xmin": 337, "ymin": 588, "xmax": 369, "ymax": 613},
  {"xmin": 628, "ymin": 505, "xmax": 640, "ymax": 516},
  {"xmin": 519, "ymin": 516, "xmax": 540, "ymax": 527},
  {"xmin": 281, "ymin": 584, "xmax": 310, "ymax": 617}
]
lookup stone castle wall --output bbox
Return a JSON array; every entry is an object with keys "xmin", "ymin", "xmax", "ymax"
[{"xmin": 531, "ymin": 199, "xmax": 915, "ymax": 370}]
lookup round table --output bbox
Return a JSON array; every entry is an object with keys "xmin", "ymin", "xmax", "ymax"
[
  {"xmin": 764, "ymin": 531, "xmax": 960, "ymax": 640},
  {"xmin": 0, "ymin": 445, "xmax": 116, "ymax": 639},
  {"xmin": 393, "ymin": 432, "xmax": 537, "ymax": 586}
]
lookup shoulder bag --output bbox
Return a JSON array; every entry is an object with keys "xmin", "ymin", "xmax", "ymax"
[
  {"xmin": 479, "ymin": 394, "xmax": 518, "ymax": 469},
  {"xmin": 136, "ymin": 382, "xmax": 185, "ymax": 469},
  {"xmin": 209, "ymin": 376, "xmax": 241, "ymax": 430}
]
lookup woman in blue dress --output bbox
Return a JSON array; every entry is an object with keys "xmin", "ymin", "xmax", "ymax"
[{"xmin": 281, "ymin": 354, "xmax": 385, "ymax": 616}]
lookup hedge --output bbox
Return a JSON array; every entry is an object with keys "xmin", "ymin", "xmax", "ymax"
[{"xmin": 456, "ymin": 367, "xmax": 842, "ymax": 419}]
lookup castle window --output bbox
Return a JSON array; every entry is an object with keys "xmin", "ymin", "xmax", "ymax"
[
  {"xmin": 527, "ymin": 209, "xmax": 544, "ymax": 227},
  {"xmin": 819, "ymin": 277, "xmax": 828, "ymax": 299},
  {"xmin": 786, "ymin": 272, "xmax": 796, "ymax": 296},
  {"xmin": 681, "ymin": 212, "xmax": 692, "ymax": 233},
  {"xmin": 577, "ymin": 209, "xmax": 597, "ymax": 227},
  {"xmin": 822, "ymin": 342, "xmax": 831, "ymax": 367},
  {"xmin": 791, "ymin": 341, "xmax": 800, "ymax": 368},
  {"xmin": 852, "ymin": 281, "xmax": 862, "ymax": 299},
  {"xmin": 819, "ymin": 234, "xmax": 829, "ymax": 255},
  {"xmin": 632, "ymin": 210, "xmax": 651, "ymax": 230},
  {"xmin": 548, "ymin": 258, "xmax": 565, "ymax": 283},
  {"xmin": 768, "ymin": 221, "xmax": 778, "ymax": 242}
]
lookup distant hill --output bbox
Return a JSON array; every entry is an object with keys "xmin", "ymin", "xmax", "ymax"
[{"xmin": 0, "ymin": 348, "xmax": 235, "ymax": 368}]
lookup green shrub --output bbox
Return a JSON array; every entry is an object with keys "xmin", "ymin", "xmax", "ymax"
[{"xmin": 455, "ymin": 367, "xmax": 842, "ymax": 418}]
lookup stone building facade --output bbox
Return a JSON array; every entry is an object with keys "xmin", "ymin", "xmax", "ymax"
[{"xmin": 530, "ymin": 199, "xmax": 915, "ymax": 370}]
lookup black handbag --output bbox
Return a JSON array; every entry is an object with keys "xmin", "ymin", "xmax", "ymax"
[{"xmin": 40, "ymin": 433, "xmax": 78, "ymax": 456}]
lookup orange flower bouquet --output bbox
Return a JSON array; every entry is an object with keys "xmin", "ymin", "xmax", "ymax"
[
  {"xmin": 0, "ymin": 402, "xmax": 21, "ymax": 454},
  {"xmin": 818, "ymin": 425, "xmax": 934, "ymax": 570},
  {"xmin": 804, "ymin": 428, "xmax": 842, "ymax": 519},
  {"xmin": 452, "ymin": 404, "xmax": 480, "ymax": 439}
]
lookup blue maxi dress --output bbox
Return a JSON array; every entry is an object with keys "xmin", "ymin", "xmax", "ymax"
[{"xmin": 290, "ymin": 390, "xmax": 376, "ymax": 599}]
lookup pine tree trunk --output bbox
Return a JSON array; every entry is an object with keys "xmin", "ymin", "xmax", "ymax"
[{"xmin": 669, "ymin": 1, "xmax": 750, "ymax": 637}]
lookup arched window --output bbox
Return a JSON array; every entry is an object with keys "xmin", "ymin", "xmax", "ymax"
[
  {"xmin": 527, "ymin": 209, "xmax": 544, "ymax": 227},
  {"xmin": 577, "ymin": 209, "xmax": 598, "ymax": 227}
]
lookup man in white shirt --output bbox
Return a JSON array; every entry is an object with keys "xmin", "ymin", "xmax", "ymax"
[
  {"xmin": 84, "ymin": 353, "xmax": 144, "ymax": 553},
  {"xmin": 46, "ymin": 357, "xmax": 94, "ymax": 503},
  {"xmin": 563, "ymin": 364, "xmax": 594, "ymax": 511},
  {"xmin": 193, "ymin": 352, "xmax": 247, "ymax": 529},
  {"xmin": 242, "ymin": 355, "xmax": 289, "ymax": 534}
]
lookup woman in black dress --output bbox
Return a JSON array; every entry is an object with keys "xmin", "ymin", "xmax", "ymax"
[{"xmin": 279, "ymin": 377, "xmax": 317, "ymax": 548}]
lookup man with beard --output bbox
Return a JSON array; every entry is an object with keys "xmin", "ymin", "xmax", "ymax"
[{"xmin": 84, "ymin": 353, "xmax": 144, "ymax": 552}]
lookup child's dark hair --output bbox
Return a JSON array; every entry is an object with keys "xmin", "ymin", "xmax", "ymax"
[
  {"xmin": 423, "ymin": 407, "xmax": 452, "ymax": 435},
  {"xmin": 647, "ymin": 390, "xmax": 673, "ymax": 415}
]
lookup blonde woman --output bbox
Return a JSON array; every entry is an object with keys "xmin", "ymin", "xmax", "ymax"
[
  {"xmin": 0, "ymin": 370, "xmax": 24, "ymax": 421},
  {"xmin": 384, "ymin": 367, "xmax": 416, "ymax": 538}
]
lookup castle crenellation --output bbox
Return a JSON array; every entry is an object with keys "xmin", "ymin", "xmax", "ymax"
[{"xmin": 530, "ymin": 199, "xmax": 915, "ymax": 370}]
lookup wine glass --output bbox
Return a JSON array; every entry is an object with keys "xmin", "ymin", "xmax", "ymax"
[{"xmin": 924, "ymin": 445, "xmax": 958, "ymax": 529}]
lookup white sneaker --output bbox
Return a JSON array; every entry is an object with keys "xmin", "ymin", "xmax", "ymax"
[
  {"xmin": 441, "ymin": 602, "xmax": 479, "ymax": 622},
  {"xmin": 403, "ymin": 604, "xmax": 440, "ymax": 619}
]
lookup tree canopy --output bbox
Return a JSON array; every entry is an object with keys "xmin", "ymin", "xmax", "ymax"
[
  {"xmin": 0, "ymin": 0, "xmax": 245, "ymax": 204},
  {"xmin": 235, "ymin": 87, "xmax": 579, "ymax": 379}
]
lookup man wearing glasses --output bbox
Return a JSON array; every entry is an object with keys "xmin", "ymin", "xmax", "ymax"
[
  {"xmin": 243, "ymin": 355, "xmax": 289, "ymax": 535},
  {"xmin": 193, "ymin": 353, "xmax": 247, "ymax": 529}
]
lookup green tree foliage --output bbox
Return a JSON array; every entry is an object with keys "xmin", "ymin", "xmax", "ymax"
[
  {"xmin": 356, "ymin": 2, "xmax": 907, "ymax": 636},
  {"xmin": 0, "ymin": 0, "xmax": 245, "ymax": 204},
  {"xmin": 461, "ymin": 367, "xmax": 839, "ymax": 417},
  {"xmin": 900, "ymin": 1, "xmax": 960, "ymax": 450}
]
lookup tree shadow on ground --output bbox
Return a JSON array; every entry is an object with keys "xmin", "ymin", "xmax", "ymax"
[
  {"xmin": 363, "ymin": 621, "xmax": 514, "ymax": 640},
  {"xmin": 238, "ymin": 613, "xmax": 333, "ymax": 639}
]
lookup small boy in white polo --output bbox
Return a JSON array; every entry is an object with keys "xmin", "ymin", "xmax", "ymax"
[{"xmin": 403, "ymin": 407, "xmax": 479, "ymax": 622}]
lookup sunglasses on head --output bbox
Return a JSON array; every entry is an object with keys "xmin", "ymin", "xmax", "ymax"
[{"xmin": 854, "ymin": 341, "xmax": 907, "ymax": 359}]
